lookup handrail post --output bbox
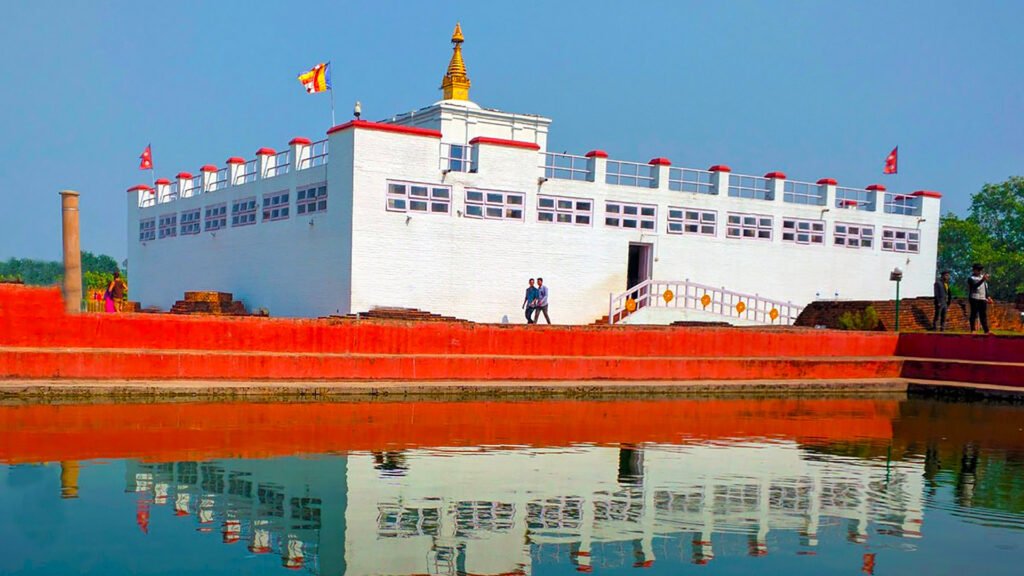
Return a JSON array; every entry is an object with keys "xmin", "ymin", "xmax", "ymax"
[{"xmin": 608, "ymin": 293, "xmax": 614, "ymax": 325}]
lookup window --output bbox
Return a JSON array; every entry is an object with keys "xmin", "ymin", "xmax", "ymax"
[
  {"xmin": 205, "ymin": 203, "xmax": 227, "ymax": 231},
  {"xmin": 667, "ymin": 208, "xmax": 716, "ymax": 236},
  {"xmin": 386, "ymin": 181, "xmax": 451, "ymax": 214},
  {"xmin": 180, "ymin": 209, "xmax": 201, "ymax": 236},
  {"xmin": 465, "ymin": 189, "xmax": 524, "ymax": 220},
  {"xmin": 782, "ymin": 218, "xmax": 825, "ymax": 245},
  {"xmin": 139, "ymin": 218, "xmax": 155, "ymax": 242},
  {"xmin": 728, "ymin": 175, "xmax": 773, "ymax": 200},
  {"xmin": 297, "ymin": 184, "xmax": 327, "ymax": 214},
  {"xmin": 726, "ymin": 213, "xmax": 772, "ymax": 240},
  {"xmin": 232, "ymin": 197, "xmax": 257, "ymax": 227},
  {"xmin": 668, "ymin": 168, "xmax": 715, "ymax": 195},
  {"xmin": 537, "ymin": 195, "xmax": 592, "ymax": 225},
  {"xmin": 783, "ymin": 181, "xmax": 825, "ymax": 205},
  {"xmin": 158, "ymin": 214, "xmax": 177, "ymax": 239},
  {"xmin": 834, "ymin": 223, "xmax": 874, "ymax": 249},
  {"xmin": 263, "ymin": 191, "xmax": 289, "ymax": 222},
  {"xmin": 882, "ymin": 227, "xmax": 920, "ymax": 253},
  {"xmin": 605, "ymin": 201, "xmax": 656, "ymax": 230}
]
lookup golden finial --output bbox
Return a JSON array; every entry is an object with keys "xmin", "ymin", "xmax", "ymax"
[{"xmin": 441, "ymin": 23, "xmax": 471, "ymax": 101}]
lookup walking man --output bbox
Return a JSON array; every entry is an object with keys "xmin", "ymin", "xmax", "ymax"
[
  {"xmin": 932, "ymin": 270, "xmax": 952, "ymax": 331},
  {"xmin": 967, "ymin": 263, "xmax": 993, "ymax": 334},
  {"xmin": 533, "ymin": 277, "xmax": 551, "ymax": 324},
  {"xmin": 522, "ymin": 278, "xmax": 539, "ymax": 324}
]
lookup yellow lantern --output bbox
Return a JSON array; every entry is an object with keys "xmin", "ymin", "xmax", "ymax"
[
  {"xmin": 736, "ymin": 301, "xmax": 746, "ymax": 314},
  {"xmin": 700, "ymin": 294, "xmax": 711, "ymax": 308},
  {"xmin": 663, "ymin": 289, "xmax": 674, "ymax": 303},
  {"xmin": 769, "ymin": 308, "xmax": 779, "ymax": 321},
  {"xmin": 625, "ymin": 297, "xmax": 637, "ymax": 312}
]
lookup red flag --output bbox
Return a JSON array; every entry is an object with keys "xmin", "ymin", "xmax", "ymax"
[
  {"xmin": 883, "ymin": 146, "xmax": 898, "ymax": 174},
  {"xmin": 139, "ymin": 145, "xmax": 153, "ymax": 170}
]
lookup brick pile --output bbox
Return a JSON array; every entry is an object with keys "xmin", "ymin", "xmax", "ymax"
[
  {"xmin": 327, "ymin": 306, "xmax": 468, "ymax": 323},
  {"xmin": 169, "ymin": 291, "xmax": 248, "ymax": 316},
  {"xmin": 796, "ymin": 297, "xmax": 1024, "ymax": 333}
]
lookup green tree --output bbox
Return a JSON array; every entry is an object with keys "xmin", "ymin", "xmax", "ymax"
[{"xmin": 937, "ymin": 177, "xmax": 1024, "ymax": 300}]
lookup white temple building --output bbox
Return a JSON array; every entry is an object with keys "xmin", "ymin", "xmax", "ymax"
[{"xmin": 126, "ymin": 24, "xmax": 941, "ymax": 324}]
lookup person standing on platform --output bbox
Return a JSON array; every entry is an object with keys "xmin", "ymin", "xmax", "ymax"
[
  {"xmin": 533, "ymin": 277, "xmax": 551, "ymax": 324},
  {"xmin": 967, "ymin": 264, "xmax": 992, "ymax": 334},
  {"xmin": 522, "ymin": 278, "xmax": 539, "ymax": 324},
  {"xmin": 107, "ymin": 271, "xmax": 127, "ymax": 313},
  {"xmin": 932, "ymin": 270, "xmax": 952, "ymax": 331}
]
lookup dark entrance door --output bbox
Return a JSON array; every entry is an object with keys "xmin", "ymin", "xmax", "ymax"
[{"xmin": 626, "ymin": 243, "xmax": 653, "ymax": 304}]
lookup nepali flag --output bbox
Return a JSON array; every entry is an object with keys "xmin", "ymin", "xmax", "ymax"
[
  {"xmin": 298, "ymin": 62, "xmax": 331, "ymax": 94},
  {"xmin": 139, "ymin": 144, "xmax": 153, "ymax": 170},
  {"xmin": 883, "ymin": 146, "xmax": 898, "ymax": 174}
]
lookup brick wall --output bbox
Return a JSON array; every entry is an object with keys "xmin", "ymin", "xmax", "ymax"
[{"xmin": 796, "ymin": 297, "xmax": 1024, "ymax": 332}]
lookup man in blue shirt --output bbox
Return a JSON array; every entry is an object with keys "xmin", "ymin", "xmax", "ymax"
[
  {"xmin": 522, "ymin": 278, "xmax": 539, "ymax": 324},
  {"xmin": 533, "ymin": 277, "xmax": 551, "ymax": 324}
]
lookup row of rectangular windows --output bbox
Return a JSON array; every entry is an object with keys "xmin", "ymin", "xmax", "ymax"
[
  {"xmin": 140, "ymin": 185, "xmax": 326, "ymax": 241},
  {"xmin": 384, "ymin": 181, "xmax": 920, "ymax": 253}
]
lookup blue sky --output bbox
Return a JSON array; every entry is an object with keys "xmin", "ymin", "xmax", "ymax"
[{"xmin": 1, "ymin": 0, "xmax": 1021, "ymax": 262}]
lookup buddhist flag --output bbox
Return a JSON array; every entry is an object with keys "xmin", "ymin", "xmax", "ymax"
[
  {"xmin": 139, "ymin": 144, "xmax": 153, "ymax": 170},
  {"xmin": 883, "ymin": 146, "xmax": 898, "ymax": 175},
  {"xmin": 298, "ymin": 62, "xmax": 331, "ymax": 94}
]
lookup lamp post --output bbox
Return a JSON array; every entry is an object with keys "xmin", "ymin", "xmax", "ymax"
[{"xmin": 890, "ymin": 267, "xmax": 904, "ymax": 331}]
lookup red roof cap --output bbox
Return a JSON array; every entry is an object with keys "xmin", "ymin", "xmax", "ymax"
[
  {"xmin": 764, "ymin": 171, "xmax": 786, "ymax": 179},
  {"xmin": 226, "ymin": 157, "xmax": 246, "ymax": 165},
  {"xmin": 126, "ymin": 184, "xmax": 153, "ymax": 193},
  {"xmin": 154, "ymin": 178, "xmax": 171, "ymax": 185},
  {"xmin": 200, "ymin": 164, "xmax": 219, "ymax": 172},
  {"xmin": 584, "ymin": 149, "xmax": 608, "ymax": 158},
  {"xmin": 817, "ymin": 178, "xmax": 838, "ymax": 185},
  {"xmin": 176, "ymin": 172, "xmax": 193, "ymax": 180},
  {"xmin": 326, "ymin": 119, "xmax": 442, "ymax": 138},
  {"xmin": 648, "ymin": 157, "xmax": 672, "ymax": 166},
  {"xmin": 255, "ymin": 147, "xmax": 276, "ymax": 156},
  {"xmin": 708, "ymin": 165, "xmax": 732, "ymax": 172},
  {"xmin": 469, "ymin": 136, "xmax": 542, "ymax": 150},
  {"xmin": 912, "ymin": 190, "xmax": 942, "ymax": 198},
  {"xmin": 289, "ymin": 137, "xmax": 312, "ymax": 145},
  {"xmin": 866, "ymin": 184, "xmax": 887, "ymax": 191}
]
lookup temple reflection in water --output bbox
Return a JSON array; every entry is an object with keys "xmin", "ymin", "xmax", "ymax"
[{"xmin": 123, "ymin": 441, "xmax": 924, "ymax": 575}]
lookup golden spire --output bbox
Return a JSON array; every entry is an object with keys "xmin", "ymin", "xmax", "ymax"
[{"xmin": 441, "ymin": 23, "xmax": 471, "ymax": 101}]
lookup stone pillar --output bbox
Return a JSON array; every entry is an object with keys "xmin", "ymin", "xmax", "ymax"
[
  {"xmin": 226, "ymin": 157, "xmax": 246, "ymax": 187},
  {"xmin": 290, "ymin": 137, "xmax": 312, "ymax": 171},
  {"xmin": 200, "ymin": 164, "xmax": 219, "ymax": 193},
  {"xmin": 709, "ymin": 165, "xmax": 732, "ymax": 196},
  {"xmin": 59, "ymin": 190, "xmax": 82, "ymax": 314},
  {"xmin": 649, "ymin": 157, "xmax": 672, "ymax": 190},
  {"xmin": 817, "ymin": 178, "xmax": 838, "ymax": 209},
  {"xmin": 585, "ymin": 149, "xmax": 607, "ymax": 183},
  {"xmin": 764, "ymin": 171, "xmax": 786, "ymax": 203},
  {"xmin": 256, "ymin": 147, "xmax": 276, "ymax": 179}
]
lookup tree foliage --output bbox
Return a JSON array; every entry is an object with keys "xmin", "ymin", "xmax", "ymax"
[
  {"xmin": 938, "ymin": 177, "xmax": 1024, "ymax": 300},
  {"xmin": 837, "ymin": 306, "xmax": 880, "ymax": 331},
  {"xmin": 0, "ymin": 251, "xmax": 124, "ymax": 296}
]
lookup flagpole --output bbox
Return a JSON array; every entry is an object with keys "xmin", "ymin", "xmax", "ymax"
[
  {"xmin": 330, "ymin": 85, "xmax": 336, "ymax": 127},
  {"xmin": 149, "ymin": 143, "xmax": 156, "ymax": 189}
]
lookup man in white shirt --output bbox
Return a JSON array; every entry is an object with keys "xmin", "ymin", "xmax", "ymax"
[
  {"xmin": 533, "ymin": 277, "xmax": 551, "ymax": 324},
  {"xmin": 967, "ymin": 263, "xmax": 993, "ymax": 334}
]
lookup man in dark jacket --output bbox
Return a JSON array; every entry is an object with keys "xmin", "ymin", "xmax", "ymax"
[{"xmin": 932, "ymin": 270, "xmax": 952, "ymax": 331}]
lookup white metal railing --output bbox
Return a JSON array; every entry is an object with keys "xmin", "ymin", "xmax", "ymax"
[
  {"xmin": 300, "ymin": 139, "xmax": 328, "ymax": 169},
  {"xmin": 267, "ymin": 151, "xmax": 290, "ymax": 177},
  {"xmin": 668, "ymin": 167, "xmax": 715, "ymax": 194},
  {"xmin": 728, "ymin": 174, "xmax": 773, "ymax": 201},
  {"xmin": 607, "ymin": 279, "xmax": 802, "ymax": 325},
  {"xmin": 181, "ymin": 175, "xmax": 200, "ymax": 198},
  {"xmin": 209, "ymin": 168, "xmax": 228, "ymax": 191},
  {"xmin": 236, "ymin": 159, "xmax": 258, "ymax": 184},
  {"xmin": 441, "ymin": 143, "xmax": 472, "ymax": 173},
  {"xmin": 160, "ymin": 182, "xmax": 179, "ymax": 204},
  {"xmin": 783, "ymin": 180, "xmax": 826, "ymax": 206},
  {"xmin": 835, "ymin": 187, "xmax": 876, "ymax": 211},
  {"xmin": 882, "ymin": 192, "xmax": 922, "ymax": 216},
  {"xmin": 543, "ymin": 152, "xmax": 590, "ymax": 181},
  {"xmin": 606, "ymin": 160, "xmax": 656, "ymax": 188}
]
